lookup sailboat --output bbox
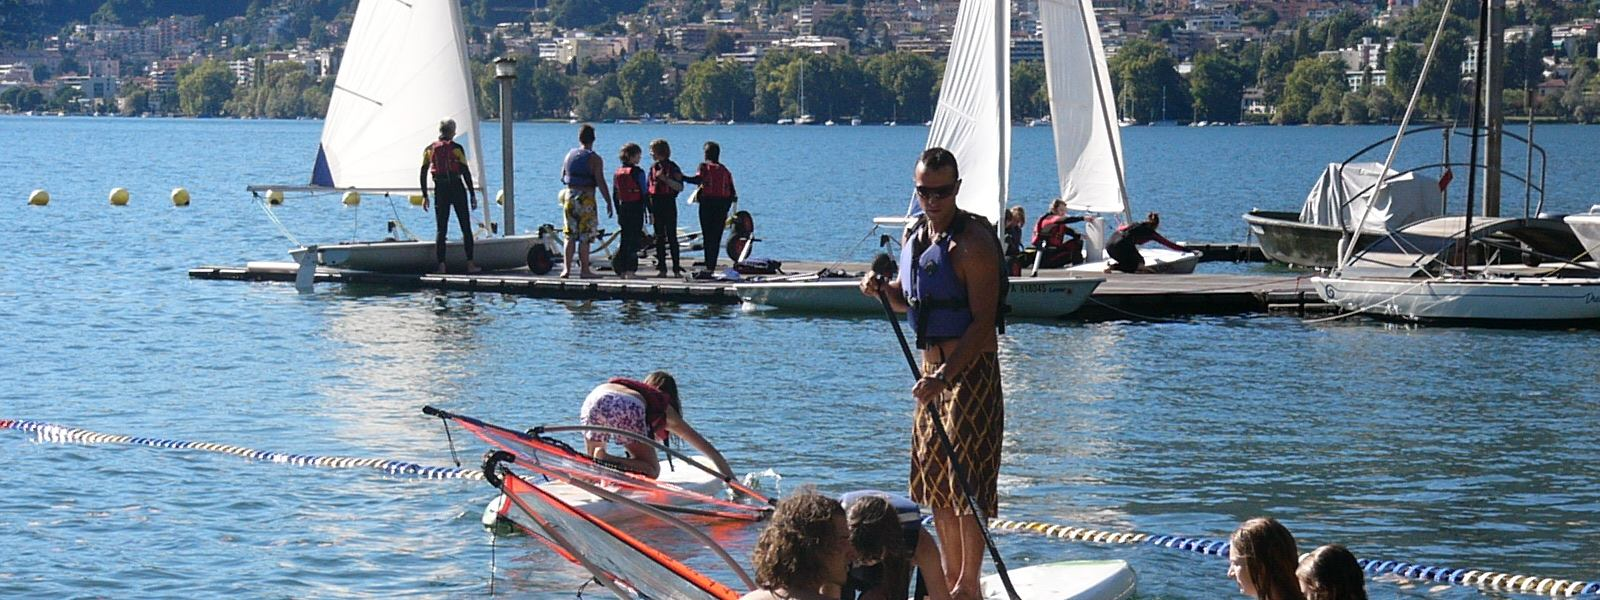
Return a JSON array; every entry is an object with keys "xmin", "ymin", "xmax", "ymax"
[
  {"xmin": 1566, "ymin": 207, "xmax": 1600, "ymax": 261},
  {"xmin": 735, "ymin": 0, "xmax": 1105, "ymax": 320},
  {"xmin": 1310, "ymin": 0, "xmax": 1600, "ymax": 323},
  {"xmin": 247, "ymin": 0, "xmax": 537, "ymax": 274},
  {"xmin": 795, "ymin": 63, "xmax": 816, "ymax": 125},
  {"xmin": 1039, "ymin": 0, "xmax": 1200, "ymax": 274}
]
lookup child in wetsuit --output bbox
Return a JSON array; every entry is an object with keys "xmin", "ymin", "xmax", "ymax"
[{"xmin": 647, "ymin": 139, "xmax": 685, "ymax": 276}]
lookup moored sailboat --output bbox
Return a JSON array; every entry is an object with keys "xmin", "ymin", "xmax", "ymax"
[{"xmin": 246, "ymin": 0, "xmax": 537, "ymax": 274}]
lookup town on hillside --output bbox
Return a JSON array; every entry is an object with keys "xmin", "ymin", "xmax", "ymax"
[{"xmin": 1, "ymin": 0, "xmax": 1598, "ymax": 124}]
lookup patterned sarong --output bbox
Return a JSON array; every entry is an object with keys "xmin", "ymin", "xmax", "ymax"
[{"xmin": 909, "ymin": 352, "xmax": 1003, "ymax": 517}]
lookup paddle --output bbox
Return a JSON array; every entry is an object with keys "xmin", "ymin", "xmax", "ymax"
[{"xmin": 868, "ymin": 253, "xmax": 1021, "ymax": 600}]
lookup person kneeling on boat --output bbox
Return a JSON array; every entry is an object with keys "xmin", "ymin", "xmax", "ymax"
[
  {"xmin": 742, "ymin": 490, "xmax": 854, "ymax": 600},
  {"xmin": 1032, "ymin": 199, "xmax": 1093, "ymax": 268},
  {"xmin": 1105, "ymin": 211, "xmax": 1189, "ymax": 274},
  {"xmin": 840, "ymin": 491, "xmax": 951, "ymax": 600},
  {"xmin": 580, "ymin": 370, "xmax": 734, "ymax": 479}
]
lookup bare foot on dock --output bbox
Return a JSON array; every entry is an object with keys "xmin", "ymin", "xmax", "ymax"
[
  {"xmin": 558, "ymin": 270, "xmax": 571, "ymax": 279},
  {"xmin": 466, "ymin": 262, "xmax": 482, "ymax": 274},
  {"xmin": 436, "ymin": 262, "xmax": 449, "ymax": 274}
]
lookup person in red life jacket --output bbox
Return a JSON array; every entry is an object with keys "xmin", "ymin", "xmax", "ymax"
[
  {"xmin": 611, "ymin": 142, "xmax": 650, "ymax": 279},
  {"xmin": 558, "ymin": 124, "xmax": 615, "ymax": 279},
  {"xmin": 578, "ymin": 370, "xmax": 734, "ymax": 480},
  {"xmin": 419, "ymin": 118, "xmax": 479, "ymax": 274},
  {"xmin": 683, "ymin": 141, "xmax": 738, "ymax": 274},
  {"xmin": 647, "ymin": 138, "xmax": 686, "ymax": 277},
  {"xmin": 857, "ymin": 147, "xmax": 1004, "ymax": 600},
  {"xmin": 1104, "ymin": 211, "xmax": 1188, "ymax": 273},
  {"xmin": 1031, "ymin": 198, "xmax": 1094, "ymax": 268}
]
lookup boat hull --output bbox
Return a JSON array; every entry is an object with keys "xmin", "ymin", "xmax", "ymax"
[
  {"xmin": 1565, "ymin": 213, "xmax": 1600, "ymax": 261},
  {"xmin": 734, "ymin": 277, "xmax": 1104, "ymax": 318},
  {"xmin": 1067, "ymin": 248, "xmax": 1202, "ymax": 275},
  {"xmin": 482, "ymin": 456, "xmax": 729, "ymax": 529},
  {"xmin": 981, "ymin": 560, "xmax": 1136, "ymax": 600},
  {"xmin": 1244, "ymin": 210, "xmax": 1384, "ymax": 268},
  {"xmin": 289, "ymin": 235, "xmax": 538, "ymax": 273},
  {"xmin": 1311, "ymin": 275, "xmax": 1600, "ymax": 322}
]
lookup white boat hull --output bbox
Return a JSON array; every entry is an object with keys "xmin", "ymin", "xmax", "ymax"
[
  {"xmin": 1566, "ymin": 213, "xmax": 1600, "ymax": 261},
  {"xmin": 1311, "ymin": 275, "xmax": 1600, "ymax": 322},
  {"xmin": 734, "ymin": 277, "xmax": 1104, "ymax": 319},
  {"xmin": 1067, "ymin": 248, "xmax": 1202, "ymax": 275},
  {"xmin": 982, "ymin": 560, "xmax": 1136, "ymax": 600},
  {"xmin": 482, "ymin": 456, "xmax": 728, "ymax": 529},
  {"xmin": 289, "ymin": 235, "xmax": 538, "ymax": 273}
]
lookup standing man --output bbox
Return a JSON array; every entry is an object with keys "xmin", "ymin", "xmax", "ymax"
[
  {"xmin": 558, "ymin": 124, "xmax": 615, "ymax": 279},
  {"xmin": 858, "ymin": 147, "xmax": 1003, "ymax": 600},
  {"xmin": 420, "ymin": 118, "xmax": 479, "ymax": 274}
]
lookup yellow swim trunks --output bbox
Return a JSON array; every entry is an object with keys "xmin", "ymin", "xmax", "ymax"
[{"xmin": 559, "ymin": 187, "xmax": 599, "ymax": 241}]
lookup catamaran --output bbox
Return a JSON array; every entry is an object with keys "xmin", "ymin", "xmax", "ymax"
[
  {"xmin": 247, "ymin": 0, "xmax": 538, "ymax": 274},
  {"xmin": 735, "ymin": 0, "xmax": 1103, "ymax": 317}
]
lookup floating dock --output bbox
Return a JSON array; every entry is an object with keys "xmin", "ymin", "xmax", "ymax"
[{"xmin": 190, "ymin": 245, "xmax": 1332, "ymax": 320}]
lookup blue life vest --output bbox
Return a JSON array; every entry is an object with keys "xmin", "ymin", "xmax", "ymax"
[
  {"xmin": 900, "ymin": 220, "xmax": 973, "ymax": 349},
  {"xmin": 562, "ymin": 147, "xmax": 596, "ymax": 187}
]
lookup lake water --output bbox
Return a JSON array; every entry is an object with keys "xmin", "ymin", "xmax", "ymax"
[{"xmin": 2, "ymin": 115, "xmax": 1598, "ymax": 598}]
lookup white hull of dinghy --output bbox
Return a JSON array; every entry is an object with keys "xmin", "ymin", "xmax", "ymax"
[
  {"xmin": 981, "ymin": 560, "xmax": 1136, "ymax": 600},
  {"xmin": 482, "ymin": 456, "xmax": 730, "ymax": 529},
  {"xmin": 735, "ymin": 276, "xmax": 1103, "ymax": 318},
  {"xmin": 1067, "ymin": 248, "xmax": 1201, "ymax": 274},
  {"xmin": 1311, "ymin": 275, "xmax": 1600, "ymax": 322},
  {"xmin": 289, "ymin": 235, "xmax": 538, "ymax": 273}
]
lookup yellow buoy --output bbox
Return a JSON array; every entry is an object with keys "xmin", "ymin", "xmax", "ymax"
[
  {"xmin": 342, "ymin": 191, "xmax": 361, "ymax": 206},
  {"xmin": 171, "ymin": 187, "xmax": 191, "ymax": 207},
  {"xmin": 409, "ymin": 194, "xmax": 425, "ymax": 207},
  {"xmin": 266, "ymin": 189, "xmax": 285, "ymax": 205},
  {"xmin": 28, "ymin": 189, "xmax": 49, "ymax": 206},
  {"xmin": 496, "ymin": 189, "xmax": 505, "ymax": 206},
  {"xmin": 109, "ymin": 187, "xmax": 130, "ymax": 206}
]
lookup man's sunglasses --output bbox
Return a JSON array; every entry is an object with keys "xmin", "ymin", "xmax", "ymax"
[{"xmin": 915, "ymin": 180, "xmax": 961, "ymax": 200}]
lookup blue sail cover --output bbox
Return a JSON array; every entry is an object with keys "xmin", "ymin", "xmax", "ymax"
[{"xmin": 310, "ymin": 144, "xmax": 334, "ymax": 187}]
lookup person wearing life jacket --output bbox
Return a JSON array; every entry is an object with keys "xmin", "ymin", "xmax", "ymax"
[
  {"xmin": 419, "ymin": 118, "xmax": 479, "ymax": 274},
  {"xmin": 857, "ymin": 147, "xmax": 1004, "ymax": 600},
  {"xmin": 1032, "ymin": 198, "xmax": 1094, "ymax": 268},
  {"xmin": 1105, "ymin": 211, "xmax": 1188, "ymax": 274},
  {"xmin": 683, "ymin": 141, "xmax": 738, "ymax": 275},
  {"xmin": 558, "ymin": 124, "xmax": 615, "ymax": 278},
  {"xmin": 579, "ymin": 370, "xmax": 734, "ymax": 480},
  {"xmin": 647, "ymin": 138, "xmax": 686, "ymax": 277},
  {"xmin": 840, "ymin": 491, "xmax": 952, "ymax": 600},
  {"xmin": 611, "ymin": 142, "xmax": 650, "ymax": 279}
]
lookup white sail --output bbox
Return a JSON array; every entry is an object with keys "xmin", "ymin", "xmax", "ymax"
[
  {"xmin": 312, "ymin": 0, "xmax": 485, "ymax": 193},
  {"xmin": 1041, "ymin": 0, "xmax": 1128, "ymax": 219},
  {"xmin": 911, "ymin": 0, "xmax": 1009, "ymax": 230}
]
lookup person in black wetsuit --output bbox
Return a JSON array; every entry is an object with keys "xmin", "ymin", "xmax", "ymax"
[
  {"xmin": 684, "ymin": 141, "xmax": 738, "ymax": 275},
  {"xmin": 1032, "ymin": 199, "xmax": 1093, "ymax": 269},
  {"xmin": 1105, "ymin": 211, "xmax": 1189, "ymax": 274},
  {"xmin": 419, "ymin": 118, "xmax": 478, "ymax": 274}
]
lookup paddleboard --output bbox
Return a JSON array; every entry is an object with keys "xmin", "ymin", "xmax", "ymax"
[{"xmin": 981, "ymin": 560, "xmax": 1136, "ymax": 600}]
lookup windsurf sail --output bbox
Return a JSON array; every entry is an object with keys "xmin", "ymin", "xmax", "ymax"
[
  {"xmin": 488, "ymin": 453, "xmax": 750, "ymax": 600},
  {"xmin": 422, "ymin": 406, "xmax": 771, "ymax": 521}
]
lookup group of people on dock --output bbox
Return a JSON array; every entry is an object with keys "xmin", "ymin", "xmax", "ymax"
[
  {"xmin": 1002, "ymin": 200, "xmax": 1189, "ymax": 274},
  {"xmin": 558, "ymin": 124, "xmax": 741, "ymax": 279}
]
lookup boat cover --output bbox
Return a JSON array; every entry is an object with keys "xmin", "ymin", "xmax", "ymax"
[{"xmin": 1300, "ymin": 162, "xmax": 1442, "ymax": 233}]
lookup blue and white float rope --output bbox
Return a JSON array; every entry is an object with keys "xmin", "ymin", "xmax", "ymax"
[
  {"xmin": 0, "ymin": 418, "xmax": 482, "ymax": 480},
  {"xmin": 988, "ymin": 519, "xmax": 1599, "ymax": 597}
]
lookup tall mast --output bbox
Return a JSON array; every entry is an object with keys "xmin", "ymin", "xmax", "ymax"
[
  {"xmin": 1483, "ymin": 0, "xmax": 1505, "ymax": 217},
  {"xmin": 1461, "ymin": 0, "xmax": 1491, "ymax": 270}
]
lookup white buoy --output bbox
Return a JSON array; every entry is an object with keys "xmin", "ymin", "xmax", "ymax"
[
  {"xmin": 342, "ymin": 191, "xmax": 361, "ymax": 206},
  {"xmin": 109, "ymin": 187, "xmax": 130, "ymax": 206},
  {"xmin": 409, "ymin": 194, "xmax": 425, "ymax": 207},
  {"xmin": 496, "ymin": 189, "xmax": 505, "ymax": 206},
  {"xmin": 28, "ymin": 189, "xmax": 49, "ymax": 206},
  {"xmin": 266, "ymin": 189, "xmax": 285, "ymax": 205},
  {"xmin": 171, "ymin": 187, "xmax": 191, "ymax": 207}
]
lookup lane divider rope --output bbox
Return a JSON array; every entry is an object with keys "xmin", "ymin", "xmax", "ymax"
[
  {"xmin": 1, "ymin": 418, "xmax": 482, "ymax": 480},
  {"xmin": 988, "ymin": 519, "xmax": 1599, "ymax": 597}
]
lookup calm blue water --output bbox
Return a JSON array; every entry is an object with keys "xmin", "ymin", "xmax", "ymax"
[{"xmin": 3, "ymin": 115, "xmax": 1599, "ymax": 598}]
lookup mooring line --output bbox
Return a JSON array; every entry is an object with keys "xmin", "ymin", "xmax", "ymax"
[
  {"xmin": 988, "ymin": 519, "xmax": 1599, "ymax": 596},
  {"xmin": 1, "ymin": 418, "xmax": 482, "ymax": 480}
]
